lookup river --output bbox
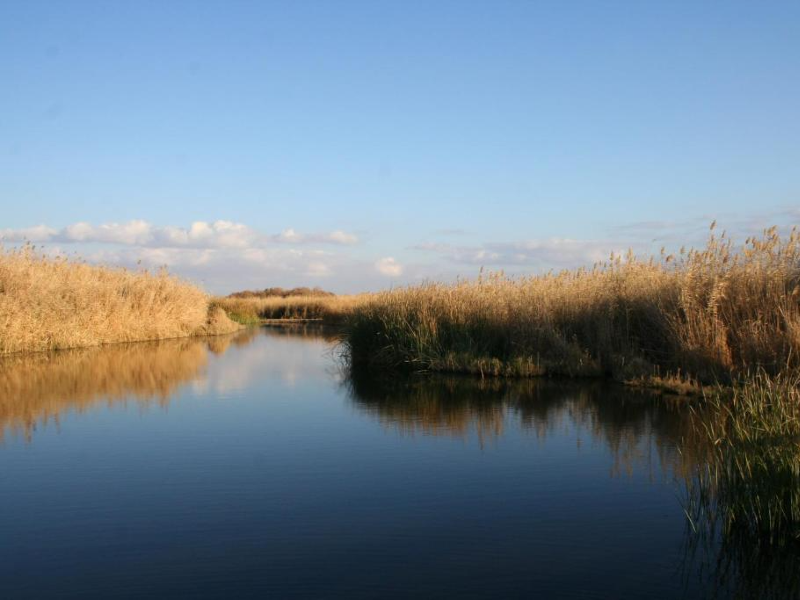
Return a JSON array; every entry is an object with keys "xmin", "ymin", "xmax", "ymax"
[{"xmin": 0, "ymin": 325, "xmax": 793, "ymax": 598}]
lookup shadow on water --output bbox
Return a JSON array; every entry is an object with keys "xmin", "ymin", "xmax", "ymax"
[
  {"xmin": 259, "ymin": 321, "xmax": 343, "ymax": 342},
  {"xmin": 345, "ymin": 367, "xmax": 800, "ymax": 599},
  {"xmin": 345, "ymin": 367, "xmax": 700, "ymax": 478},
  {"xmin": 679, "ymin": 519, "xmax": 800, "ymax": 600}
]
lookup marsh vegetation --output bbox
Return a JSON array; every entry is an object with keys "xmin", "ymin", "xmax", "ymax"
[
  {"xmin": 685, "ymin": 373, "xmax": 800, "ymax": 545},
  {"xmin": 3, "ymin": 226, "xmax": 799, "ymax": 587},
  {"xmin": 338, "ymin": 225, "xmax": 800, "ymax": 567},
  {"xmin": 215, "ymin": 293, "xmax": 365, "ymax": 324},
  {"xmin": 344, "ymin": 226, "xmax": 800, "ymax": 388},
  {"xmin": 0, "ymin": 244, "xmax": 239, "ymax": 355},
  {"xmin": 679, "ymin": 373, "xmax": 800, "ymax": 598}
]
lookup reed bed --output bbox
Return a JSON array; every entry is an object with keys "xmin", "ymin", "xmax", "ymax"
[
  {"xmin": 680, "ymin": 372, "xmax": 800, "ymax": 595},
  {"xmin": 0, "ymin": 245, "xmax": 240, "ymax": 355},
  {"xmin": 215, "ymin": 293, "xmax": 367, "ymax": 324},
  {"xmin": 345, "ymin": 226, "xmax": 800, "ymax": 386},
  {"xmin": 685, "ymin": 372, "xmax": 800, "ymax": 548}
]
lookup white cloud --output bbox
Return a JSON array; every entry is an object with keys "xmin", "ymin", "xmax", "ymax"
[
  {"xmin": 0, "ymin": 220, "xmax": 357, "ymax": 249},
  {"xmin": 3, "ymin": 208, "xmax": 796, "ymax": 294},
  {"xmin": 82, "ymin": 245, "xmax": 353, "ymax": 291},
  {"xmin": 609, "ymin": 208, "xmax": 800, "ymax": 245},
  {"xmin": 0, "ymin": 219, "xmax": 368, "ymax": 292},
  {"xmin": 375, "ymin": 257, "xmax": 403, "ymax": 277},
  {"xmin": 411, "ymin": 208, "xmax": 800, "ymax": 272},
  {"xmin": 327, "ymin": 230, "xmax": 358, "ymax": 245},
  {"xmin": 305, "ymin": 262, "xmax": 333, "ymax": 277},
  {"xmin": 276, "ymin": 228, "xmax": 303, "ymax": 243},
  {"xmin": 0, "ymin": 224, "xmax": 57, "ymax": 242},
  {"xmin": 274, "ymin": 228, "xmax": 358, "ymax": 245},
  {"xmin": 412, "ymin": 238, "xmax": 614, "ymax": 269}
]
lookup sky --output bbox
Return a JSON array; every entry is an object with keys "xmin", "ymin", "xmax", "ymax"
[{"xmin": 2, "ymin": 1, "xmax": 799, "ymax": 293}]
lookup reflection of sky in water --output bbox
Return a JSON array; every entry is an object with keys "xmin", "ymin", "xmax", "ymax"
[
  {"xmin": 0, "ymin": 326, "xmax": 336, "ymax": 441},
  {"xmin": 202, "ymin": 329, "xmax": 336, "ymax": 396}
]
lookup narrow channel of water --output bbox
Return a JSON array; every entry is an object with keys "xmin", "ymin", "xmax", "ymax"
[{"xmin": 0, "ymin": 325, "xmax": 795, "ymax": 598}]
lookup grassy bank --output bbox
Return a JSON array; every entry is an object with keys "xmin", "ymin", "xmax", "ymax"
[
  {"xmin": 0, "ymin": 245, "xmax": 240, "ymax": 355},
  {"xmin": 344, "ymin": 226, "xmax": 800, "ymax": 387},
  {"xmin": 215, "ymin": 293, "xmax": 366, "ymax": 324}
]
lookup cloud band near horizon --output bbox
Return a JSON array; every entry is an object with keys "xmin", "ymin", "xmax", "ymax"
[
  {"xmin": 0, "ymin": 220, "xmax": 358, "ymax": 249},
  {"xmin": 1, "ymin": 210, "xmax": 797, "ymax": 294}
]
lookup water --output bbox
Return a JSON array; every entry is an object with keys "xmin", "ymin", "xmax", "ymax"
[{"xmin": 0, "ymin": 326, "xmax": 787, "ymax": 598}]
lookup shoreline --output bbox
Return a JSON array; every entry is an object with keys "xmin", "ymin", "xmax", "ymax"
[{"xmin": 0, "ymin": 323, "xmax": 244, "ymax": 359}]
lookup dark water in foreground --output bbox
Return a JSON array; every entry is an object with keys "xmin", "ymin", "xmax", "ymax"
[{"xmin": 0, "ymin": 326, "xmax": 793, "ymax": 598}]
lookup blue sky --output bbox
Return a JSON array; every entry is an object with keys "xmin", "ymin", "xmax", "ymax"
[{"xmin": 2, "ymin": 1, "xmax": 799, "ymax": 292}]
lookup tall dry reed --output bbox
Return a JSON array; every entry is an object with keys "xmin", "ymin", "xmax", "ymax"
[
  {"xmin": 0, "ymin": 245, "xmax": 239, "ymax": 354},
  {"xmin": 345, "ymin": 226, "xmax": 800, "ymax": 384}
]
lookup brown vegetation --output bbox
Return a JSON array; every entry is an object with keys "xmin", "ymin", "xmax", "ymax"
[
  {"xmin": 685, "ymin": 372, "xmax": 800, "ymax": 547},
  {"xmin": 227, "ymin": 286, "xmax": 334, "ymax": 299},
  {"xmin": 345, "ymin": 226, "xmax": 800, "ymax": 386},
  {"xmin": 214, "ymin": 293, "xmax": 367, "ymax": 323},
  {"xmin": 0, "ymin": 245, "xmax": 240, "ymax": 355}
]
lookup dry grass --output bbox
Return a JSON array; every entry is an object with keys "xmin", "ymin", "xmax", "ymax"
[
  {"xmin": 0, "ymin": 244, "xmax": 240, "ymax": 355},
  {"xmin": 345, "ymin": 225, "xmax": 800, "ymax": 385},
  {"xmin": 214, "ymin": 293, "xmax": 367, "ymax": 324}
]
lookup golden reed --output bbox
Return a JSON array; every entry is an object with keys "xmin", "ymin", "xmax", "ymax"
[
  {"xmin": 0, "ymin": 245, "xmax": 239, "ymax": 355},
  {"xmin": 345, "ymin": 225, "xmax": 800, "ymax": 386}
]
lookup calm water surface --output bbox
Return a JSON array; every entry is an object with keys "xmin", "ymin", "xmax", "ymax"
[{"xmin": 0, "ymin": 326, "xmax": 788, "ymax": 598}]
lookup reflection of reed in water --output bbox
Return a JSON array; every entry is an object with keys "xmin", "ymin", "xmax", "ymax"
[
  {"xmin": 206, "ymin": 326, "xmax": 261, "ymax": 354},
  {"xmin": 260, "ymin": 323, "xmax": 342, "ymax": 343},
  {"xmin": 345, "ymin": 369, "xmax": 705, "ymax": 479},
  {"xmin": 347, "ymin": 369, "xmax": 796, "ymax": 597},
  {"xmin": 680, "ymin": 521, "xmax": 800, "ymax": 600},
  {"xmin": 0, "ymin": 329, "xmax": 258, "ymax": 441},
  {"xmin": 346, "ymin": 371, "xmax": 506, "ymax": 442}
]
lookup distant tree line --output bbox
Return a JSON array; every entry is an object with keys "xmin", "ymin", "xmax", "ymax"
[{"xmin": 227, "ymin": 287, "xmax": 335, "ymax": 299}]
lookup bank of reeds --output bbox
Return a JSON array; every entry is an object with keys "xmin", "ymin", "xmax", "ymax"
[
  {"xmin": 0, "ymin": 245, "xmax": 240, "ymax": 355},
  {"xmin": 345, "ymin": 226, "xmax": 800, "ymax": 386},
  {"xmin": 215, "ymin": 293, "xmax": 366, "ymax": 324},
  {"xmin": 680, "ymin": 372, "xmax": 800, "ymax": 597},
  {"xmin": 685, "ymin": 372, "xmax": 800, "ymax": 548}
]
